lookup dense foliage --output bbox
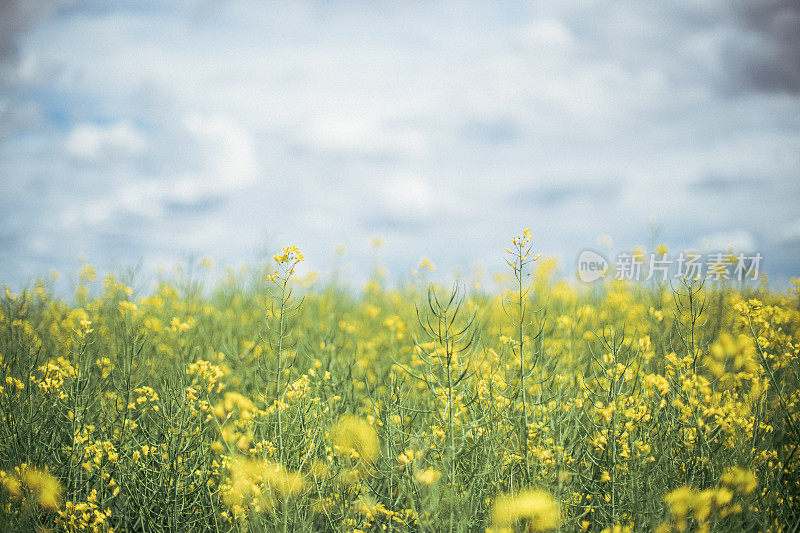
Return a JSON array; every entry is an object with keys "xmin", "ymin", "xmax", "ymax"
[{"xmin": 1, "ymin": 235, "xmax": 798, "ymax": 532}]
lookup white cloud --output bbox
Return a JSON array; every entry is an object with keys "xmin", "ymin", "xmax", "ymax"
[
  {"xmin": 304, "ymin": 112, "xmax": 426, "ymax": 157},
  {"xmin": 0, "ymin": 0, "xmax": 798, "ymax": 285},
  {"xmin": 58, "ymin": 113, "xmax": 259, "ymax": 230},
  {"xmin": 380, "ymin": 176, "xmax": 436, "ymax": 219},
  {"xmin": 778, "ymin": 219, "xmax": 800, "ymax": 245},
  {"xmin": 83, "ymin": 199, "xmax": 114, "ymax": 226},
  {"xmin": 307, "ymin": 115, "xmax": 373, "ymax": 151},
  {"xmin": 0, "ymin": 0, "xmax": 62, "ymax": 85},
  {"xmin": 698, "ymin": 230, "xmax": 757, "ymax": 252},
  {"xmin": 183, "ymin": 113, "xmax": 258, "ymax": 190},
  {"xmin": 66, "ymin": 121, "xmax": 146, "ymax": 160},
  {"xmin": 518, "ymin": 18, "xmax": 574, "ymax": 48}
]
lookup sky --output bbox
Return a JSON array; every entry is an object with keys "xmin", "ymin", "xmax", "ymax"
[{"xmin": 1, "ymin": 0, "xmax": 799, "ymax": 291}]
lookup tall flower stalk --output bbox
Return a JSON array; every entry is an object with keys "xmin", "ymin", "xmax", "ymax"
[
  {"xmin": 262, "ymin": 246, "xmax": 304, "ymax": 465},
  {"xmin": 503, "ymin": 229, "xmax": 541, "ymax": 483}
]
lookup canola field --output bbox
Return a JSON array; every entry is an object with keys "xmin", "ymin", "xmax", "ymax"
[{"xmin": 0, "ymin": 233, "xmax": 798, "ymax": 532}]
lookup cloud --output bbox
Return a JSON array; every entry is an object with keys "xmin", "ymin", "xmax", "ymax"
[
  {"xmin": 689, "ymin": 174, "xmax": 766, "ymax": 194},
  {"xmin": 0, "ymin": 0, "xmax": 798, "ymax": 286},
  {"xmin": 461, "ymin": 117, "xmax": 521, "ymax": 144},
  {"xmin": 777, "ymin": 219, "xmax": 800, "ymax": 247},
  {"xmin": 182, "ymin": 113, "xmax": 258, "ymax": 190},
  {"xmin": 698, "ymin": 230, "xmax": 757, "ymax": 252},
  {"xmin": 0, "ymin": 0, "xmax": 61, "ymax": 82},
  {"xmin": 0, "ymin": 0, "xmax": 62, "ymax": 140},
  {"xmin": 363, "ymin": 176, "xmax": 438, "ymax": 231},
  {"xmin": 66, "ymin": 121, "xmax": 146, "ymax": 160},
  {"xmin": 518, "ymin": 17, "xmax": 574, "ymax": 49},
  {"xmin": 381, "ymin": 176, "xmax": 435, "ymax": 216},
  {"xmin": 728, "ymin": 1, "xmax": 800, "ymax": 94},
  {"xmin": 0, "ymin": 97, "xmax": 42, "ymax": 141},
  {"xmin": 303, "ymin": 115, "xmax": 426, "ymax": 161},
  {"xmin": 512, "ymin": 180, "xmax": 622, "ymax": 208}
]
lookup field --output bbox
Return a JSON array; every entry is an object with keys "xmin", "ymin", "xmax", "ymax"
[{"xmin": 0, "ymin": 234, "xmax": 798, "ymax": 532}]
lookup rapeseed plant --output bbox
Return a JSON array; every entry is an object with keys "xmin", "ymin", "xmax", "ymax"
[
  {"xmin": 488, "ymin": 488, "xmax": 559, "ymax": 532},
  {"xmin": 330, "ymin": 415, "xmax": 380, "ymax": 465},
  {"xmin": 0, "ymin": 233, "xmax": 797, "ymax": 531}
]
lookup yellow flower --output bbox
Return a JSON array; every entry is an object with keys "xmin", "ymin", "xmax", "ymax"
[
  {"xmin": 664, "ymin": 486, "xmax": 694, "ymax": 529},
  {"xmin": 417, "ymin": 257, "xmax": 436, "ymax": 271},
  {"xmin": 720, "ymin": 466, "xmax": 758, "ymax": 494},
  {"xmin": 1, "ymin": 473, "xmax": 21, "ymax": 498},
  {"xmin": 79, "ymin": 264, "xmax": 96, "ymax": 282},
  {"xmin": 223, "ymin": 458, "xmax": 305, "ymax": 512},
  {"xmin": 398, "ymin": 449, "xmax": 415, "ymax": 465},
  {"xmin": 119, "ymin": 300, "xmax": 139, "ymax": 315},
  {"xmin": 491, "ymin": 489, "xmax": 559, "ymax": 532},
  {"xmin": 273, "ymin": 245, "xmax": 304, "ymax": 265},
  {"xmin": 21, "ymin": 466, "xmax": 63, "ymax": 510},
  {"xmin": 330, "ymin": 415, "xmax": 380, "ymax": 464},
  {"xmin": 414, "ymin": 468, "xmax": 441, "ymax": 485}
]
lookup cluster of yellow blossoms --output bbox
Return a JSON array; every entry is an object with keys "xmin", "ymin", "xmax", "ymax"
[{"xmin": 0, "ymin": 241, "xmax": 797, "ymax": 531}]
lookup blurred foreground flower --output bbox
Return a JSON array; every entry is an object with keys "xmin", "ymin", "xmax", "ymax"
[
  {"xmin": 223, "ymin": 457, "xmax": 305, "ymax": 514},
  {"xmin": 0, "ymin": 464, "xmax": 63, "ymax": 511},
  {"xmin": 487, "ymin": 488, "xmax": 559, "ymax": 532},
  {"xmin": 330, "ymin": 414, "xmax": 380, "ymax": 464}
]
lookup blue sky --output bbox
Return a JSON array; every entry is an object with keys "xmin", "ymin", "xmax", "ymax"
[{"xmin": 1, "ymin": 0, "xmax": 799, "ymax": 290}]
